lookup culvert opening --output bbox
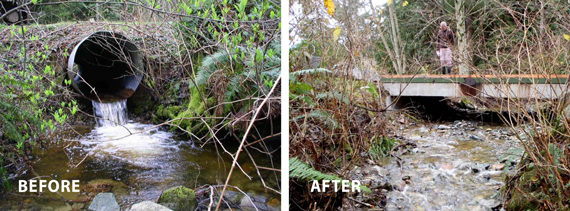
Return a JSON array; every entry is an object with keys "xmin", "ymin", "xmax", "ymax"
[{"xmin": 67, "ymin": 31, "xmax": 144, "ymax": 103}]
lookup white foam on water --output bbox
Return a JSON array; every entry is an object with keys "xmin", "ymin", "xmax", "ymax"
[
  {"xmin": 80, "ymin": 123, "xmax": 177, "ymax": 168},
  {"xmin": 86, "ymin": 100, "xmax": 181, "ymax": 168}
]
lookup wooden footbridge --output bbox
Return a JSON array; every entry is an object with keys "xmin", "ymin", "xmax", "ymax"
[{"xmin": 380, "ymin": 74, "xmax": 569, "ymax": 109}]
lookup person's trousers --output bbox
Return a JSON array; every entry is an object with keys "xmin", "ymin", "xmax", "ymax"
[{"xmin": 440, "ymin": 48, "xmax": 452, "ymax": 74}]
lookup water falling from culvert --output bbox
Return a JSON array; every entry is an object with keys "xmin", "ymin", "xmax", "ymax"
[{"xmin": 92, "ymin": 99, "xmax": 128, "ymax": 126}]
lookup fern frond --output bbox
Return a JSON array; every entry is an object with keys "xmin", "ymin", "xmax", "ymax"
[
  {"xmin": 290, "ymin": 68, "xmax": 331, "ymax": 83},
  {"xmin": 369, "ymin": 136, "xmax": 397, "ymax": 160},
  {"xmin": 290, "ymin": 82, "xmax": 314, "ymax": 96},
  {"xmin": 224, "ymin": 74, "xmax": 245, "ymax": 101},
  {"xmin": 195, "ymin": 51, "xmax": 232, "ymax": 86},
  {"xmin": 261, "ymin": 67, "xmax": 280, "ymax": 79},
  {"xmin": 290, "ymin": 94, "xmax": 316, "ymax": 107},
  {"xmin": 0, "ymin": 98, "xmax": 41, "ymax": 142},
  {"xmin": 315, "ymin": 92, "xmax": 350, "ymax": 105},
  {"xmin": 290, "ymin": 157, "xmax": 371, "ymax": 193},
  {"xmin": 290, "ymin": 110, "xmax": 339, "ymax": 129},
  {"xmin": 0, "ymin": 112, "xmax": 24, "ymax": 142},
  {"xmin": 290, "ymin": 157, "xmax": 342, "ymax": 181},
  {"xmin": 290, "ymin": 68, "xmax": 332, "ymax": 76}
]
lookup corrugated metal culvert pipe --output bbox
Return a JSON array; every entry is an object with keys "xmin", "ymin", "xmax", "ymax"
[{"xmin": 67, "ymin": 31, "xmax": 144, "ymax": 102}]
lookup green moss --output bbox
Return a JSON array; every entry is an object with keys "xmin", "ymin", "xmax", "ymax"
[
  {"xmin": 158, "ymin": 186, "xmax": 196, "ymax": 211},
  {"xmin": 155, "ymin": 83, "xmax": 219, "ymax": 137},
  {"xmin": 157, "ymin": 105, "xmax": 184, "ymax": 119},
  {"xmin": 344, "ymin": 143, "xmax": 353, "ymax": 154},
  {"xmin": 505, "ymin": 166, "xmax": 542, "ymax": 210},
  {"xmin": 170, "ymin": 87, "xmax": 216, "ymax": 136},
  {"xmin": 460, "ymin": 97, "xmax": 474, "ymax": 108},
  {"xmin": 161, "ymin": 186, "xmax": 195, "ymax": 199}
]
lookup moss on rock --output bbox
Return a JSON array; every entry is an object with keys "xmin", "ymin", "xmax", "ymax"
[
  {"xmin": 459, "ymin": 97, "xmax": 475, "ymax": 109},
  {"xmin": 171, "ymin": 87, "xmax": 216, "ymax": 136},
  {"xmin": 157, "ymin": 105, "xmax": 184, "ymax": 119},
  {"xmin": 158, "ymin": 186, "xmax": 196, "ymax": 211}
]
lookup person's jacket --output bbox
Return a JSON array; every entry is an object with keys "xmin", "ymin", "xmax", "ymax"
[{"xmin": 437, "ymin": 29, "xmax": 455, "ymax": 50}]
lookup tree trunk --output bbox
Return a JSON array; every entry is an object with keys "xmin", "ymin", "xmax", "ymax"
[
  {"xmin": 369, "ymin": 0, "xmax": 403, "ymax": 75},
  {"xmin": 540, "ymin": 1, "xmax": 545, "ymax": 36},
  {"xmin": 388, "ymin": 2, "xmax": 404, "ymax": 74},
  {"xmin": 96, "ymin": 0, "xmax": 100, "ymax": 21},
  {"xmin": 455, "ymin": 0, "xmax": 469, "ymax": 74}
]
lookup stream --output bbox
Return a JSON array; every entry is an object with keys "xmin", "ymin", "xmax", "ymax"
[
  {"xmin": 0, "ymin": 100, "xmax": 280, "ymax": 210},
  {"xmin": 355, "ymin": 120, "xmax": 523, "ymax": 211}
]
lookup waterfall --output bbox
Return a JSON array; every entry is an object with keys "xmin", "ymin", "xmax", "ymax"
[{"xmin": 92, "ymin": 99, "xmax": 128, "ymax": 127}]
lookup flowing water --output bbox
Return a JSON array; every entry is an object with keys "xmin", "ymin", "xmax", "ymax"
[
  {"xmin": 385, "ymin": 121, "xmax": 520, "ymax": 211},
  {"xmin": 92, "ymin": 100, "xmax": 128, "ymax": 127},
  {"xmin": 0, "ymin": 100, "xmax": 280, "ymax": 210},
  {"xmin": 356, "ymin": 121, "xmax": 522, "ymax": 211}
]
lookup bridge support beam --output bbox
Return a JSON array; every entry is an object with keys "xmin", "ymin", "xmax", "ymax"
[{"xmin": 383, "ymin": 83, "xmax": 567, "ymax": 99}]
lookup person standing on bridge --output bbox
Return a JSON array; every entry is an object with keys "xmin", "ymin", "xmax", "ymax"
[{"xmin": 436, "ymin": 21, "xmax": 455, "ymax": 74}]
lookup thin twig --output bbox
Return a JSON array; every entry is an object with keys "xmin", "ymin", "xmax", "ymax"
[{"xmin": 214, "ymin": 75, "xmax": 281, "ymax": 211}]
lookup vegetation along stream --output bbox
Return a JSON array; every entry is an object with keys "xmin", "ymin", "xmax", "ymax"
[
  {"xmin": 289, "ymin": 0, "xmax": 570, "ymax": 209},
  {"xmin": 0, "ymin": 0, "xmax": 282, "ymax": 209},
  {"xmin": 0, "ymin": 99, "xmax": 281, "ymax": 210}
]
